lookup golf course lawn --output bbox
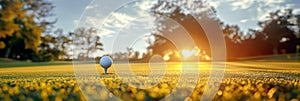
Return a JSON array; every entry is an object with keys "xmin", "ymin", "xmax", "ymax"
[{"xmin": 0, "ymin": 62, "xmax": 299, "ymax": 101}]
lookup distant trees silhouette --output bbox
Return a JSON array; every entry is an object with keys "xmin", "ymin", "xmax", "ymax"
[
  {"xmin": 225, "ymin": 9, "xmax": 300, "ymax": 60},
  {"xmin": 70, "ymin": 27, "xmax": 104, "ymax": 61},
  {"xmin": 32, "ymin": 29, "xmax": 72, "ymax": 62}
]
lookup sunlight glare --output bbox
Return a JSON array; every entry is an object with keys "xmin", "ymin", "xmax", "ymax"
[
  {"xmin": 181, "ymin": 50, "xmax": 196, "ymax": 58},
  {"xmin": 163, "ymin": 55, "xmax": 170, "ymax": 61}
]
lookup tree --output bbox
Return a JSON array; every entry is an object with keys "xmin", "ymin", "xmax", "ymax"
[
  {"xmin": 126, "ymin": 47, "xmax": 134, "ymax": 59},
  {"xmin": 133, "ymin": 51, "xmax": 140, "ymax": 60},
  {"xmin": 32, "ymin": 29, "xmax": 72, "ymax": 61},
  {"xmin": 258, "ymin": 9, "xmax": 298, "ymax": 54},
  {"xmin": 0, "ymin": 0, "xmax": 55, "ymax": 59},
  {"xmin": 112, "ymin": 52, "xmax": 128, "ymax": 61},
  {"xmin": 52, "ymin": 29, "xmax": 72, "ymax": 60},
  {"xmin": 223, "ymin": 25, "xmax": 244, "ymax": 43},
  {"xmin": 149, "ymin": 0, "xmax": 217, "ymax": 58},
  {"xmin": 223, "ymin": 9, "xmax": 300, "ymax": 59},
  {"xmin": 146, "ymin": 34, "xmax": 176, "ymax": 56},
  {"xmin": 72, "ymin": 27, "xmax": 103, "ymax": 59}
]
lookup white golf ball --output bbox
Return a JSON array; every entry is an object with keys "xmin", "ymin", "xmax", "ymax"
[{"xmin": 100, "ymin": 56, "xmax": 113, "ymax": 68}]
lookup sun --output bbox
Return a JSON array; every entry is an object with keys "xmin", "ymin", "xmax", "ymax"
[
  {"xmin": 181, "ymin": 49, "xmax": 197, "ymax": 58},
  {"xmin": 163, "ymin": 55, "xmax": 170, "ymax": 61}
]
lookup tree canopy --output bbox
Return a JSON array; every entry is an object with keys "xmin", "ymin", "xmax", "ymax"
[{"xmin": 0, "ymin": 0, "xmax": 55, "ymax": 59}]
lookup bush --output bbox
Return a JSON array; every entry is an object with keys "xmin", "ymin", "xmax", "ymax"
[{"xmin": 32, "ymin": 51, "xmax": 54, "ymax": 62}]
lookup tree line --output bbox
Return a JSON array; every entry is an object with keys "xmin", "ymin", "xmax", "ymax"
[
  {"xmin": 1, "ymin": 0, "xmax": 299, "ymax": 62},
  {"xmin": 142, "ymin": 1, "xmax": 300, "ymax": 61},
  {"xmin": 224, "ymin": 9, "xmax": 300, "ymax": 59}
]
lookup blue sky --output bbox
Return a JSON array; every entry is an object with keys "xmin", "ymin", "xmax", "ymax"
[
  {"xmin": 50, "ymin": 0, "xmax": 300, "ymax": 56},
  {"xmin": 51, "ymin": 0, "xmax": 92, "ymax": 32}
]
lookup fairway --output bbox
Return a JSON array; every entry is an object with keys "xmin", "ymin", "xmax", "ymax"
[{"xmin": 0, "ymin": 62, "xmax": 299, "ymax": 101}]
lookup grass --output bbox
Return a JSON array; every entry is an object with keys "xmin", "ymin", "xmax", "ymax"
[
  {"xmin": 0, "ymin": 62, "xmax": 299, "ymax": 101},
  {"xmin": 0, "ymin": 58, "xmax": 72, "ymax": 68},
  {"xmin": 238, "ymin": 54, "xmax": 300, "ymax": 61}
]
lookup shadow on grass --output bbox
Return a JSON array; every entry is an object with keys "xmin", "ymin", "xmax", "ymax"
[{"xmin": 0, "ymin": 61, "xmax": 72, "ymax": 68}]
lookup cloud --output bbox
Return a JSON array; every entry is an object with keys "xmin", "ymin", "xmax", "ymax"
[
  {"xmin": 99, "ymin": 1, "xmax": 157, "ymax": 37},
  {"xmin": 294, "ymin": 9, "xmax": 300, "ymax": 13},
  {"xmin": 85, "ymin": 16, "xmax": 103, "ymax": 27},
  {"xmin": 208, "ymin": 1, "xmax": 221, "ymax": 8},
  {"xmin": 105, "ymin": 13, "xmax": 135, "ymax": 28},
  {"xmin": 231, "ymin": 0, "xmax": 255, "ymax": 11},
  {"xmin": 264, "ymin": 0, "xmax": 285, "ymax": 5},
  {"xmin": 287, "ymin": 16, "xmax": 298, "ymax": 25},
  {"xmin": 258, "ymin": 13, "xmax": 269, "ymax": 21},
  {"xmin": 85, "ymin": 3, "xmax": 98, "ymax": 10},
  {"xmin": 73, "ymin": 19, "xmax": 79, "ymax": 25},
  {"xmin": 97, "ymin": 12, "xmax": 136, "ymax": 37},
  {"xmin": 85, "ymin": 5, "xmax": 93, "ymax": 10},
  {"xmin": 231, "ymin": 0, "xmax": 285, "ymax": 8},
  {"xmin": 240, "ymin": 19, "xmax": 248, "ymax": 23},
  {"xmin": 76, "ymin": 12, "xmax": 135, "ymax": 37},
  {"xmin": 138, "ymin": 0, "xmax": 157, "ymax": 11},
  {"xmin": 99, "ymin": 28, "xmax": 116, "ymax": 37},
  {"xmin": 286, "ymin": 4, "xmax": 295, "ymax": 8},
  {"xmin": 81, "ymin": 1, "xmax": 155, "ymax": 38},
  {"xmin": 215, "ymin": 0, "xmax": 293, "ymax": 21}
]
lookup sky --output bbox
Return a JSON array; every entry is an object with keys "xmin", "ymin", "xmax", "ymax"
[
  {"xmin": 210, "ymin": 0, "xmax": 300, "ymax": 31},
  {"xmin": 51, "ymin": 0, "xmax": 92, "ymax": 32},
  {"xmin": 50, "ymin": 0, "xmax": 300, "ymax": 57},
  {"xmin": 51, "ymin": 0, "xmax": 300, "ymax": 32}
]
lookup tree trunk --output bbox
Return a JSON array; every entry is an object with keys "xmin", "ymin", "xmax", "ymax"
[
  {"xmin": 273, "ymin": 47, "xmax": 278, "ymax": 55},
  {"xmin": 4, "ymin": 47, "xmax": 12, "ymax": 58}
]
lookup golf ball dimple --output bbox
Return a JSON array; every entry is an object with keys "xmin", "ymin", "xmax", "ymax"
[{"xmin": 100, "ymin": 56, "xmax": 113, "ymax": 68}]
